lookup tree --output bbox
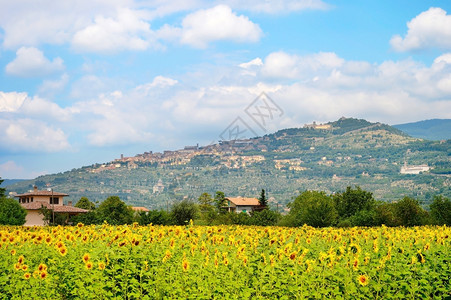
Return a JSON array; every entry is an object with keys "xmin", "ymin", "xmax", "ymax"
[
  {"xmin": 258, "ymin": 189, "xmax": 268, "ymax": 208},
  {"xmin": 39, "ymin": 206, "xmax": 69, "ymax": 226},
  {"xmin": 197, "ymin": 192, "xmax": 216, "ymax": 225},
  {"xmin": 75, "ymin": 197, "xmax": 95, "ymax": 210},
  {"xmin": 70, "ymin": 211, "xmax": 99, "ymax": 225},
  {"xmin": 333, "ymin": 186, "xmax": 375, "ymax": 222},
  {"xmin": 170, "ymin": 200, "xmax": 198, "ymax": 225},
  {"xmin": 0, "ymin": 178, "xmax": 5, "ymax": 198},
  {"xmin": 198, "ymin": 193, "xmax": 214, "ymax": 212},
  {"xmin": 429, "ymin": 195, "xmax": 451, "ymax": 225},
  {"xmin": 214, "ymin": 191, "xmax": 227, "ymax": 213},
  {"xmin": 231, "ymin": 212, "xmax": 251, "ymax": 225},
  {"xmin": 0, "ymin": 196, "xmax": 27, "ymax": 225},
  {"xmin": 136, "ymin": 210, "xmax": 171, "ymax": 225},
  {"xmin": 250, "ymin": 209, "xmax": 280, "ymax": 226},
  {"xmin": 288, "ymin": 190, "xmax": 337, "ymax": 227},
  {"xmin": 374, "ymin": 201, "xmax": 398, "ymax": 226},
  {"xmin": 96, "ymin": 196, "xmax": 134, "ymax": 225},
  {"xmin": 394, "ymin": 196, "xmax": 425, "ymax": 226}
]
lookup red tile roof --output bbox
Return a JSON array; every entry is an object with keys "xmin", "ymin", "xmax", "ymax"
[
  {"xmin": 226, "ymin": 197, "xmax": 260, "ymax": 206},
  {"xmin": 132, "ymin": 206, "xmax": 150, "ymax": 212},
  {"xmin": 15, "ymin": 190, "xmax": 68, "ymax": 197},
  {"xmin": 21, "ymin": 202, "xmax": 88, "ymax": 213}
]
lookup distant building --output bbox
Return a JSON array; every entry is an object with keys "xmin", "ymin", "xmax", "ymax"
[
  {"xmin": 153, "ymin": 179, "xmax": 165, "ymax": 194},
  {"xmin": 400, "ymin": 162, "xmax": 430, "ymax": 174},
  {"xmin": 15, "ymin": 186, "xmax": 88, "ymax": 226},
  {"xmin": 224, "ymin": 197, "xmax": 262, "ymax": 214},
  {"xmin": 303, "ymin": 121, "xmax": 332, "ymax": 130},
  {"xmin": 184, "ymin": 144, "xmax": 199, "ymax": 151}
]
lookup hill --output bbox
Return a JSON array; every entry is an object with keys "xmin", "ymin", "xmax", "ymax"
[
  {"xmin": 1, "ymin": 179, "xmax": 26, "ymax": 187},
  {"xmin": 394, "ymin": 119, "xmax": 451, "ymax": 141},
  {"xmin": 6, "ymin": 118, "xmax": 451, "ymax": 209}
]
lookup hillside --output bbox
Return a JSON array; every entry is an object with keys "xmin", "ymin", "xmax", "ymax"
[
  {"xmin": 6, "ymin": 118, "xmax": 451, "ymax": 209},
  {"xmin": 394, "ymin": 119, "xmax": 451, "ymax": 141}
]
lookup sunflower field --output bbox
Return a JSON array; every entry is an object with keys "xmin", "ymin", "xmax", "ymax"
[{"xmin": 0, "ymin": 223, "xmax": 449, "ymax": 299}]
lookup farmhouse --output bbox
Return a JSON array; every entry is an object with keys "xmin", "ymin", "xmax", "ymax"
[
  {"xmin": 224, "ymin": 197, "xmax": 262, "ymax": 214},
  {"xmin": 15, "ymin": 186, "xmax": 88, "ymax": 226}
]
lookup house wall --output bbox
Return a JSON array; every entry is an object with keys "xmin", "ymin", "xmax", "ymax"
[
  {"xmin": 236, "ymin": 206, "xmax": 254, "ymax": 214},
  {"xmin": 35, "ymin": 195, "xmax": 63, "ymax": 205},
  {"xmin": 19, "ymin": 195, "xmax": 64, "ymax": 206},
  {"xmin": 25, "ymin": 210, "xmax": 45, "ymax": 226}
]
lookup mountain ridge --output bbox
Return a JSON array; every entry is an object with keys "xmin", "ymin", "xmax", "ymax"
[{"xmin": 394, "ymin": 119, "xmax": 451, "ymax": 141}]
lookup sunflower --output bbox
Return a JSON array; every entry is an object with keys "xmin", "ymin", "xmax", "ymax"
[
  {"xmin": 14, "ymin": 263, "xmax": 21, "ymax": 271},
  {"xmin": 59, "ymin": 247, "xmax": 68, "ymax": 256},
  {"xmin": 357, "ymin": 274, "xmax": 369, "ymax": 286},
  {"xmin": 82, "ymin": 253, "xmax": 90, "ymax": 263},
  {"xmin": 416, "ymin": 251, "xmax": 425, "ymax": 264},
  {"xmin": 24, "ymin": 273, "xmax": 31, "ymax": 280},
  {"xmin": 38, "ymin": 263, "xmax": 48, "ymax": 272},
  {"xmin": 352, "ymin": 258, "xmax": 359, "ymax": 270},
  {"xmin": 40, "ymin": 271, "xmax": 48, "ymax": 280},
  {"xmin": 10, "ymin": 249, "xmax": 16, "ymax": 256},
  {"xmin": 17, "ymin": 255, "xmax": 25, "ymax": 264},
  {"xmin": 22, "ymin": 264, "xmax": 28, "ymax": 271},
  {"xmin": 223, "ymin": 257, "xmax": 229, "ymax": 266},
  {"xmin": 85, "ymin": 262, "xmax": 93, "ymax": 270},
  {"xmin": 349, "ymin": 243, "xmax": 361, "ymax": 256},
  {"xmin": 182, "ymin": 259, "xmax": 189, "ymax": 272}
]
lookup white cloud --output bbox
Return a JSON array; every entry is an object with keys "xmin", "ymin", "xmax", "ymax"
[
  {"xmin": 262, "ymin": 51, "xmax": 299, "ymax": 78},
  {"xmin": 0, "ymin": 91, "xmax": 27, "ymax": 112},
  {"xmin": 239, "ymin": 57, "xmax": 263, "ymax": 69},
  {"xmin": 261, "ymin": 51, "xmax": 344, "ymax": 79},
  {"xmin": 391, "ymin": 7, "xmax": 451, "ymax": 52},
  {"xmin": 0, "ymin": 0, "xmax": 328, "ymax": 52},
  {"xmin": 0, "ymin": 161, "xmax": 25, "ymax": 179},
  {"xmin": 0, "ymin": 0, "xmax": 126, "ymax": 49},
  {"xmin": 38, "ymin": 73, "xmax": 69, "ymax": 97},
  {"xmin": 0, "ymin": 161, "xmax": 46, "ymax": 179},
  {"xmin": 5, "ymin": 47, "xmax": 64, "ymax": 77},
  {"xmin": 160, "ymin": 5, "xmax": 263, "ymax": 48},
  {"xmin": 135, "ymin": 76, "xmax": 178, "ymax": 95},
  {"xmin": 19, "ymin": 96, "xmax": 72, "ymax": 122},
  {"xmin": 223, "ymin": 0, "xmax": 330, "ymax": 13},
  {"xmin": 0, "ymin": 91, "xmax": 72, "ymax": 121},
  {"xmin": 434, "ymin": 53, "xmax": 451, "ymax": 65},
  {"xmin": 72, "ymin": 8, "xmax": 155, "ymax": 53},
  {"xmin": 0, "ymin": 119, "xmax": 69, "ymax": 153}
]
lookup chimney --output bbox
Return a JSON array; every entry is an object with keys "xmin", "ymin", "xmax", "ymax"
[
  {"xmin": 121, "ymin": 154, "xmax": 124, "ymax": 160},
  {"xmin": 67, "ymin": 201, "xmax": 72, "ymax": 206},
  {"xmin": 33, "ymin": 185, "xmax": 38, "ymax": 192}
]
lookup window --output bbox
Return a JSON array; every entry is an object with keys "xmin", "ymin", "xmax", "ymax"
[
  {"xmin": 50, "ymin": 197, "xmax": 59, "ymax": 205},
  {"xmin": 31, "ymin": 197, "xmax": 33, "ymax": 202}
]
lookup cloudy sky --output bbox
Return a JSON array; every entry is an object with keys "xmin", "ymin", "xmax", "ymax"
[{"xmin": 1, "ymin": 0, "xmax": 451, "ymax": 179}]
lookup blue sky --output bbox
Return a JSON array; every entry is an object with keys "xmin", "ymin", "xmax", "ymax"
[{"xmin": 1, "ymin": 0, "xmax": 451, "ymax": 179}]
